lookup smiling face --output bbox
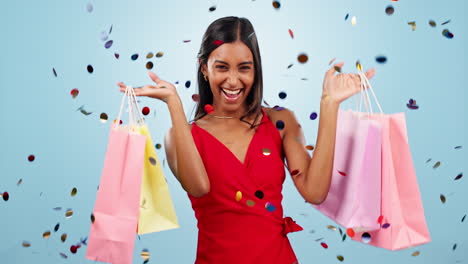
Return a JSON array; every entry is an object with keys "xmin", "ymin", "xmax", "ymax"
[{"xmin": 201, "ymin": 41, "xmax": 255, "ymax": 116}]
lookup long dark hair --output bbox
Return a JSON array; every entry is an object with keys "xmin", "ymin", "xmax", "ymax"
[{"xmin": 190, "ymin": 16, "xmax": 264, "ymax": 129}]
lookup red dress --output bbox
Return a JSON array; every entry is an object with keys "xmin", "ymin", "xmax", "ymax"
[{"xmin": 189, "ymin": 108, "xmax": 303, "ymax": 264}]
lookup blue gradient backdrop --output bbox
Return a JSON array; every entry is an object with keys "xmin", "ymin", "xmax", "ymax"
[{"xmin": 1, "ymin": 0, "xmax": 467, "ymax": 263}]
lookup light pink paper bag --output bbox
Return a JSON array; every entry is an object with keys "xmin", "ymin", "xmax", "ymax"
[
  {"xmin": 313, "ymin": 109, "xmax": 382, "ymax": 231},
  {"xmin": 350, "ymin": 71, "xmax": 431, "ymax": 250},
  {"xmin": 86, "ymin": 86, "xmax": 147, "ymax": 264}
]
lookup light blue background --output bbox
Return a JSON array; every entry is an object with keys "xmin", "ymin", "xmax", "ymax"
[{"xmin": 1, "ymin": 0, "xmax": 467, "ymax": 263}]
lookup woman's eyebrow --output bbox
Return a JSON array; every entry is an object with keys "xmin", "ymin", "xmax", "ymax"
[{"xmin": 214, "ymin": 60, "xmax": 253, "ymax": 66}]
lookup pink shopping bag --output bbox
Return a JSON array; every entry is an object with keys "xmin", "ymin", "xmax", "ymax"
[
  {"xmin": 86, "ymin": 86, "xmax": 147, "ymax": 263},
  {"xmin": 313, "ymin": 109, "xmax": 382, "ymax": 231},
  {"xmin": 351, "ymin": 113, "xmax": 431, "ymax": 250}
]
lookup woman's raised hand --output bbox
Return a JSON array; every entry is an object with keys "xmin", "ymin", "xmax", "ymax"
[{"xmin": 118, "ymin": 71, "xmax": 179, "ymax": 103}]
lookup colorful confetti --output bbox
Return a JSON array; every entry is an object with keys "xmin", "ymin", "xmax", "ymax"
[
  {"xmin": 288, "ymin": 29, "xmax": 294, "ymax": 39},
  {"xmin": 338, "ymin": 170, "xmax": 347, "ymax": 176},
  {"xmin": 440, "ymin": 194, "xmax": 446, "ymax": 204},
  {"xmin": 213, "ymin": 40, "xmax": 224, "ymax": 46},
  {"xmin": 351, "ymin": 16, "xmax": 357, "ymax": 26},
  {"xmin": 28, "ymin": 155, "xmax": 35, "ymax": 162},
  {"xmin": 54, "ymin": 223, "xmax": 60, "ymax": 232},
  {"xmin": 53, "ymin": 68, "xmax": 57, "ymax": 77},
  {"xmin": 2, "ymin": 192, "xmax": 9, "ymax": 201},
  {"xmin": 104, "ymin": 40, "xmax": 113, "ymax": 49},
  {"xmin": 262, "ymin": 148, "xmax": 271, "ymax": 156},
  {"xmin": 209, "ymin": 5, "xmax": 216, "ymax": 12},
  {"xmin": 275, "ymin": 120, "xmax": 285, "ymax": 130},
  {"xmin": 433, "ymin": 161, "xmax": 441, "ymax": 169},
  {"xmin": 442, "ymin": 29, "xmax": 454, "ymax": 39},
  {"xmin": 408, "ymin": 21, "xmax": 416, "ymax": 31},
  {"xmin": 246, "ymin": 200, "xmax": 255, "ymax": 207},
  {"xmin": 65, "ymin": 209, "xmax": 73, "ymax": 218},
  {"xmin": 204, "ymin": 104, "xmax": 214, "ymax": 114},
  {"xmin": 192, "ymin": 94, "xmax": 200, "ymax": 102},
  {"xmin": 297, "ymin": 53, "xmax": 308, "ymax": 64},
  {"xmin": 131, "ymin": 54, "xmax": 139, "ymax": 61},
  {"xmin": 185, "ymin": 80, "xmax": 191, "ymax": 88},
  {"xmin": 142, "ymin": 106, "xmax": 150, "ymax": 116},
  {"xmin": 100, "ymin": 113, "xmax": 108, "ymax": 123},
  {"xmin": 320, "ymin": 242, "xmax": 328, "ymax": 249},
  {"xmin": 86, "ymin": 2, "xmax": 93, "ymax": 13},
  {"xmin": 346, "ymin": 228, "xmax": 355, "ymax": 237},
  {"xmin": 429, "ymin": 20, "xmax": 437, "ymax": 27},
  {"xmin": 382, "ymin": 223, "xmax": 391, "ymax": 229},
  {"xmin": 310, "ymin": 112, "xmax": 318, "ymax": 120},
  {"xmin": 265, "ymin": 202, "xmax": 276, "ymax": 212},
  {"xmin": 385, "ymin": 5, "xmax": 394, "ymax": 15},
  {"xmin": 454, "ymin": 173, "xmax": 463, "ymax": 181},
  {"xmin": 272, "ymin": 1, "xmax": 281, "ymax": 9},
  {"xmin": 156, "ymin": 51, "xmax": 164, "ymax": 58},
  {"xmin": 22, "ymin": 241, "xmax": 31, "ymax": 247},
  {"xmin": 362, "ymin": 232, "xmax": 371, "ymax": 243},
  {"xmin": 235, "ymin": 191, "xmax": 242, "ymax": 202},
  {"xmin": 43, "ymin": 231, "xmax": 51, "ymax": 239},
  {"xmin": 77, "ymin": 105, "xmax": 92, "ymax": 115},
  {"xmin": 149, "ymin": 157, "xmax": 157, "ymax": 166},
  {"xmin": 375, "ymin": 55, "xmax": 387, "ymax": 64},
  {"xmin": 278, "ymin": 91, "xmax": 287, "ymax": 99},
  {"xmin": 412, "ymin": 251, "xmax": 420, "ymax": 256},
  {"xmin": 337, "ymin": 255, "xmax": 344, "ymax": 262},
  {"xmin": 87, "ymin": 65, "xmax": 94, "ymax": 73},
  {"xmin": 141, "ymin": 249, "xmax": 150, "ymax": 260},
  {"xmin": 254, "ymin": 190, "xmax": 264, "ymax": 199},
  {"xmin": 61, "ymin": 233, "xmax": 67, "ymax": 242},
  {"xmin": 70, "ymin": 88, "xmax": 79, "ymax": 98},
  {"xmin": 146, "ymin": 61, "xmax": 153, "ymax": 70}
]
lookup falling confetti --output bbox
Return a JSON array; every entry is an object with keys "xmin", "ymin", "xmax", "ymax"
[
  {"xmin": 149, "ymin": 157, "xmax": 157, "ymax": 166},
  {"xmin": 141, "ymin": 249, "xmax": 150, "ymax": 260},
  {"xmin": 320, "ymin": 242, "xmax": 328, "ymax": 249},
  {"xmin": 287, "ymin": 63, "xmax": 293, "ymax": 69},
  {"xmin": 346, "ymin": 228, "xmax": 355, "ymax": 237},
  {"xmin": 433, "ymin": 161, "xmax": 441, "ymax": 169},
  {"xmin": 453, "ymin": 243, "xmax": 457, "ymax": 251},
  {"xmin": 192, "ymin": 94, "xmax": 199, "ymax": 102},
  {"xmin": 310, "ymin": 112, "xmax": 318, "ymax": 120},
  {"xmin": 278, "ymin": 91, "xmax": 287, "ymax": 99},
  {"xmin": 71, "ymin": 187, "xmax": 77, "ymax": 197},
  {"xmin": 454, "ymin": 173, "xmax": 463, "ymax": 181},
  {"xmin": 65, "ymin": 209, "xmax": 73, "ymax": 218},
  {"xmin": 334, "ymin": 66, "xmax": 342, "ymax": 73},
  {"xmin": 338, "ymin": 170, "xmax": 347, "ymax": 176},
  {"xmin": 204, "ymin": 104, "xmax": 214, "ymax": 114},
  {"xmin": 262, "ymin": 148, "xmax": 271, "ymax": 156},
  {"xmin": 53, "ymin": 68, "xmax": 57, "ymax": 77},
  {"xmin": 255, "ymin": 190, "xmax": 264, "ymax": 199},
  {"xmin": 442, "ymin": 29, "xmax": 454, "ymax": 39},
  {"xmin": 104, "ymin": 40, "xmax": 113, "ymax": 49},
  {"xmin": 146, "ymin": 52, "xmax": 154, "ymax": 59},
  {"xmin": 54, "ymin": 223, "xmax": 60, "ymax": 232},
  {"xmin": 408, "ymin": 21, "xmax": 416, "ymax": 31},
  {"xmin": 28, "ymin": 155, "xmax": 35, "ymax": 162},
  {"xmin": 131, "ymin": 54, "xmax": 139, "ymax": 61},
  {"xmin": 2, "ymin": 192, "xmax": 9, "ymax": 201},
  {"xmin": 297, "ymin": 53, "xmax": 308, "ymax": 63},
  {"xmin": 87, "ymin": 65, "xmax": 94, "ymax": 73},
  {"xmin": 337, "ymin": 255, "xmax": 344, "ymax": 262},
  {"xmin": 429, "ymin": 20, "xmax": 437, "ymax": 27},
  {"xmin": 86, "ymin": 2, "xmax": 93, "ymax": 12},
  {"xmin": 461, "ymin": 214, "xmax": 466, "ymax": 222},
  {"xmin": 288, "ymin": 29, "xmax": 294, "ymax": 39},
  {"xmin": 77, "ymin": 105, "xmax": 92, "ymax": 116},
  {"xmin": 382, "ymin": 223, "xmax": 391, "ymax": 229},
  {"xmin": 91, "ymin": 213, "xmax": 95, "ymax": 223},
  {"xmin": 412, "ymin": 251, "xmax": 420, "ymax": 256},
  {"xmin": 209, "ymin": 5, "xmax": 216, "ymax": 12},
  {"xmin": 305, "ymin": 145, "xmax": 314, "ymax": 151},
  {"xmin": 43, "ymin": 231, "xmax": 51, "ymax": 239},
  {"xmin": 272, "ymin": 1, "xmax": 281, "ymax": 9},
  {"xmin": 17, "ymin": 178, "xmax": 22, "ymax": 186},
  {"xmin": 362, "ymin": 232, "xmax": 371, "ymax": 243},
  {"xmin": 155, "ymin": 143, "xmax": 162, "ymax": 149},
  {"xmin": 344, "ymin": 13, "xmax": 349, "ymax": 20},
  {"xmin": 275, "ymin": 120, "xmax": 285, "ymax": 130},
  {"xmin": 185, "ymin": 80, "xmax": 191, "ymax": 88},
  {"xmin": 61, "ymin": 233, "xmax": 67, "ymax": 242},
  {"xmin": 375, "ymin": 55, "xmax": 387, "ymax": 64},
  {"xmin": 146, "ymin": 61, "xmax": 153, "ymax": 70},
  {"xmin": 156, "ymin": 51, "xmax": 164, "ymax": 57},
  {"xmin": 327, "ymin": 225, "xmax": 337, "ymax": 231},
  {"xmin": 385, "ymin": 5, "xmax": 394, "ymax": 15},
  {"xmin": 70, "ymin": 88, "xmax": 79, "ymax": 98},
  {"xmin": 183, "ymin": 40, "xmax": 191, "ymax": 43},
  {"xmin": 70, "ymin": 245, "xmax": 77, "ymax": 254},
  {"xmin": 441, "ymin": 19, "xmax": 451, "ymax": 25},
  {"xmin": 100, "ymin": 113, "xmax": 108, "ymax": 123},
  {"xmin": 454, "ymin": 146, "xmax": 462, "ymax": 149},
  {"xmin": 235, "ymin": 191, "xmax": 242, "ymax": 202},
  {"xmin": 213, "ymin": 40, "xmax": 224, "ymax": 46},
  {"xmin": 142, "ymin": 106, "xmax": 150, "ymax": 116},
  {"xmin": 246, "ymin": 200, "xmax": 255, "ymax": 207},
  {"xmin": 351, "ymin": 16, "xmax": 357, "ymax": 26},
  {"xmin": 22, "ymin": 241, "xmax": 31, "ymax": 247},
  {"xmin": 356, "ymin": 60, "xmax": 362, "ymax": 71},
  {"xmin": 265, "ymin": 202, "xmax": 276, "ymax": 212},
  {"xmin": 440, "ymin": 194, "xmax": 446, "ymax": 204},
  {"xmin": 114, "ymin": 53, "xmax": 120, "ymax": 59}
]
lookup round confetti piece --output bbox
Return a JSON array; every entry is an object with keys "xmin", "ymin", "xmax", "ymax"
[
  {"xmin": 204, "ymin": 104, "xmax": 214, "ymax": 114},
  {"xmin": 288, "ymin": 29, "xmax": 294, "ymax": 39},
  {"xmin": 149, "ymin": 157, "xmax": 157, "ymax": 166},
  {"xmin": 156, "ymin": 51, "xmax": 164, "ymax": 58},
  {"xmin": 429, "ymin": 20, "xmax": 436, "ymax": 27},
  {"xmin": 297, "ymin": 53, "xmax": 308, "ymax": 63},
  {"xmin": 192, "ymin": 94, "xmax": 200, "ymax": 102},
  {"xmin": 142, "ymin": 106, "xmax": 150, "ymax": 116},
  {"xmin": 278, "ymin": 91, "xmax": 287, "ymax": 99},
  {"xmin": 209, "ymin": 5, "xmax": 216, "ymax": 12},
  {"xmin": 213, "ymin": 40, "xmax": 224, "ymax": 46},
  {"xmin": 86, "ymin": 2, "xmax": 93, "ymax": 12},
  {"xmin": 305, "ymin": 145, "xmax": 314, "ymax": 151},
  {"xmin": 275, "ymin": 120, "xmax": 285, "ymax": 130},
  {"xmin": 146, "ymin": 52, "xmax": 154, "ymax": 59},
  {"xmin": 291, "ymin": 169, "xmax": 299, "ymax": 176},
  {"xmin": 104, "ymin": 40, "xmax": 113, "ymax": 49},
  {"xmin": 22, "ymin": 241, "xmax": 31, "ymax": 247},
  {"xmin": 141, "ymin": 249, "xmax": 150, "ymax": 260},
  {"xmin": 337, "ymin": 255, "xmax": 344, "ymax": 262},
  {"xmin": 114, "ymin": 53, "xmax": 120, "ymax": 59},
  {"xmin": 155, "ymin": 143, "xmax": 162, "ymax": 149},
  {"xmin": 70, "ymin": 245, "xmax": 77, "ymax": 254},
  {"xmin": 254, "ymin": 190, "xmax": 264, "ymax": 199},
  {"xmin": 310, "ymin": 112, "xmax": 318, "ymax": 120},
  {"xmin": 70, "ymin": 88, "xmax": 79, "ymax": 98},
  {"xmin": 385, "ymin": 5, "xmax": 394, "ymax": 15},
  {"xmin": 2, "ymin": 192, "xmax": 9, "ymax": 201},
  {"xmin": 65, "ymin": 209, "xmax": 73, "ymax": 218},
  {"xmin": 442, "ymin": 29, "xmax": 454, "ymax": 39},
  {"xmin": 412, "ymin": 251, "xmax": 420, "ymax": 256},
  {"xmin": 377, "ymin": 215, "xmax": 384, "ymax": 224},
  {"xmin": 131, "ymin": 54, "xmax": 139, "ymax": 61},
  {"xmin": 28, "ymin": 155, "xmax": 35, "ymax": 162},
  {"xmin": 272, "ymin": 1, "xmax": 280, "ymax": 9},
  {"xmin": 320, "ymin": 242, "xmax": 328, "ymax": 249},
  {"xmin": 441, "ymin": 19, "xmax": 451, "ymax": 25},
  {"xmin": 87, "ymin": 65, "xmax": 94, "ymax": 73},
  {"xmin": 262, "ymin": 148, "xmax": 271, "ymax": 156},
  {"xmin": 235, "ymin": 191, "xmax": 242, "ymax": 202},
  {"xmin": 351, "ymin": 16, "xmax": 357, "ymax": 26},
  {"xmin": 61, "ymin": 233, "xmax": 67, "ymax": 242},
  {"xmin": 346, "ymin": 228, "xmax": 355, "ymax": 237},
  {"xmin": 185, "ymin": 80, "xmax": 191, "ymax": 88},
  {"xmin": 440, "ymin": 194, "xmax": 446, "ymax": 204},
  {"xmin": 146, "ymin": 61, "xmax": 153, "ymax": 70},
  {"xmin": 382, "ymin": 223, "xmax": 391, "ymax": 229},
  {"xmin": 362, "ymin": 232, "xmax": 371, "ymax": 243},
  {"xmin": 43, "ymin": 231, "xmax": 51, "ymax": 239},
  {"xmin": 91, "ymin": 213, "xmax": 95, "ymax": 223},
  {"xmin": 375, "ymin": 56, "xmax": 387, "ymax": 64},
  {"xmin": 54, "ymin": 223, "xmax": 60, "ymax": 232},
  {"xmin": 274, "ymin": 106, "xmax": 285, "ymax": 111},
  {"xmin": 265, "ymin": 202, "xmax": 276, "ymax": 212},
  {"xmin": 246, "ymin": 200, "xmax": 255, "ymax": 207},
  {"xmin": 100, "ymin": 113, "xmax": 108, "ymax": 123},
  {"xmin": 433, "ymin": 161, "xmax": 441, "ymax": 169}
]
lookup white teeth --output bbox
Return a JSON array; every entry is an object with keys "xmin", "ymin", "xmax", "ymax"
[{"xmin": 222, "ymin": 89, "xmax": 242, "ymax": 95}]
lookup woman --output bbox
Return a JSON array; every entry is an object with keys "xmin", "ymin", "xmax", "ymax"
[{"xmin": 118, "ymin": 16, "xmax": 374, "ymax": 264}]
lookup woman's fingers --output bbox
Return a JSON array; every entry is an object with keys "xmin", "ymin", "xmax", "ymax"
[
  {"xmin": 148, "ymin": 71, "xmax": 161, "ymax": 84},
  {"xmin": 365, "ymin": 68, "xmax": 375, "ymax": 80}
]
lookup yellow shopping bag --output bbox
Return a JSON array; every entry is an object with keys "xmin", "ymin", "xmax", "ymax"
[{"xmin": 137, "ymin": 125, "xmax": 179, "ymax": 234}]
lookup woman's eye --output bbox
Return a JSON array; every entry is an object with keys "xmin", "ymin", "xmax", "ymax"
[
  {"xmin": 216, "ymin": 65, "xmax": 227, "ymax": 69},
  {"xmin": 240, "ymin": 67, "xmax": 251, "ymax": 70}
]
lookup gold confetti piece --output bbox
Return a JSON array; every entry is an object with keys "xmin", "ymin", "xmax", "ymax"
[
  {"xmin": 262, "ymin": 148, "xmax": 271, "ymax": 156},
  {"xmin": 337, "ymin": 255, "xmax": 344, "ymax": 262},
  {"xmin": 141, "ymin": 249, "xmax": 150, "ymax": 260},
  {"xmin": 146, "ymin": 52, "xmax": 154, "ymax": 59},
  {"xmin": 156, "ymin": 51, "xmax": 164, "ymax": 58},
  {"xmin": 22, "ymin": 241, "xmax": 31, "ymax": 247},
  {"xmin": 327, "ymin": 225, "xmax": 337, "ymax": 231},
  {"xmin": 71, "ymin": 187, "xmax": 77, "ymax": 197},
  {"xmin": 235, "ymin": 191, "xmax": 242, "ymax": 202},
  {"xmin": 412, "ymin": 251, "xmax": 420, "ymax": 256},
  {"xmin": 408, "ymin": 21, "xmax": 416, "ymax": 31},
  {"xmin": 246, "ymin": 200, "xmax": 255, "ymax": 207},
  {"xmin": 351, "ymin": 16, "xmax": 357, "ymax": 26},
  {"xmin": 43, "ymin": 231, "xmax": 51, "ymax": 239},
  {"xmin": 429, "ymin": 20, "xmax": 436, "ymax": 27},
  {"xmin": 356, "ymin": 60, "xmax": 362, "ymax": 71},
  {"xmin": 61, "ymin": 233, "xmax": 67, "ymax": 242},
  {"xmin": 440, "ymin": 194, "xmax": 446, "ymax": 204},
  {"xmin": 100, "ymin": 113, "xmax": 108, "ymax": 123},
  {"xmin": 65, "ymin": 209, "xmax": 73, "ymax": 218},
  {"xmin": 433, "ymin": 161, "xmax": 441, "ymax": 169}
]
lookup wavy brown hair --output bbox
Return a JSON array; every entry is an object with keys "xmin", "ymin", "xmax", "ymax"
[{"xmin": 190, "ymin": 16, "xmax": 265, "ymax": 129}]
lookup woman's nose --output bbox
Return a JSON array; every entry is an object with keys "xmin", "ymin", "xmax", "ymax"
[{"xmin": 226, "ymin": 72, "xmax": 240, "ymax": 87}]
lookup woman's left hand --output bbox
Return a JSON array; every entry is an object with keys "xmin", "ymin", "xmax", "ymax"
[{"xmin": 322, "ymin": 61, "xmax": 376, "ymax": 104}]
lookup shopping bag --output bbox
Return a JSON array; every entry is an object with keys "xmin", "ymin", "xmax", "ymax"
[
  {"xmin": 137, "ymin": 124, "xmax": 180, "ymax": 234},
  {"xmin": 312, "ymin": 73, "xmax": 383, "ymax": 231},
  {"xmin": 350, "ymin": 71, "xmax": 431, "ymax": 250},
  {"xmin": 86, "ymin": 86, "xmax": 146, "ymax": 264}
]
